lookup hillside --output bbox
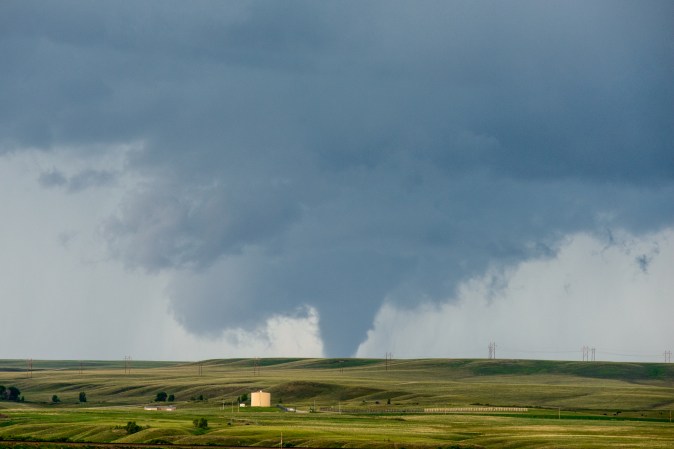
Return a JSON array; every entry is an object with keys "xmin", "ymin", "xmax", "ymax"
[
  {"xmin": 1, "ymin": 358, "xmax": 673, "ymax": 448},
  {"xmin": 2, "ymin": 358, "xmax": 673, "ymax": 410}
]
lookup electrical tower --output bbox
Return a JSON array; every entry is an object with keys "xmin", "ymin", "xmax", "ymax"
[
  {"xmin": 198, "ymin": 361, "xmax": 203, "ymax": 376},
  {"xmin": 385, "ymin": 352, "xmax": 393, "ymax": 371},
  {"xmin": 253, "ymin": 357, "xmax": 260, "ymax": 376},
  {"xmin": 591, "ymin": 347, "xmax": 596, "ymax": 361},
  {"xmin": 124, "ymin": 355, "xmax": 132, "ymax": 374},
  {"xmin": 665, "ymin": 351, "xmax": 672, "ymax": 363},
  {"xmin": 488, "ymin": 342, "xmax": 496, "ymax": 359},
  {"xmin": 26, "ymin": 359, "xmax": 33, "ymax": 379}
]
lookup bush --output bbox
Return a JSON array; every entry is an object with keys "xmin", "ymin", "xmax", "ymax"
[
  {"xmin": 155, "ymin": 391, "xmax": 168, "ymax": 402},
  {"xmin": 9, "ymin": 387, "xmax": 21, "ymax": 401},
  {"xmin": 0, "ymin": 386, "xmax": 21, "ymax": 401},
  {"xmin": 193, "ymin": 418, "xmax": 208, "ymax": 429},
  {"xmin": 79, "ymin": 392, "xmax": 87, "ymax": 403},
  {"xmin": 51, "ymin": 395, "xmax": 60, "ymax": 403},
  {"xmin": 125, "ymin": 421, "xmax": 142, "ymax": 434},
  {"xmin": 168, "ymin": 394, "xmax": 175, "ymax": 402}
]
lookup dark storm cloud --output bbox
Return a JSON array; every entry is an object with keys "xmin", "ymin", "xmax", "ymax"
[{"xmin": 2, "ymin": 1, "xmax": 672, "ymax": 354}]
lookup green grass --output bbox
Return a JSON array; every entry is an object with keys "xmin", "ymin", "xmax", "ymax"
[{"xmin": 0, "ymin": 358, "xmax": 673, "ymax": 448}]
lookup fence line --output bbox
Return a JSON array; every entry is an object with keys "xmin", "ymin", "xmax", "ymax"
[
  {"xmin": 319, "ymin": 406, "xmax": 528, "ymax": 414},
  {"xmin": 424, "ymin": 407, "xmax": 528, "ymax": 413}
]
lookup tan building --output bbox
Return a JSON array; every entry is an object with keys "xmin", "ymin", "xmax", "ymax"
[{"xmin": 250, "ymin": 390, "xmax": 271, "ymax": 407}]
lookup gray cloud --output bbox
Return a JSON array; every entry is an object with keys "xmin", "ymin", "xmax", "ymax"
[
  {"xmin": 38, "ymin": 169, "xmax": 68, "ymax": 188},
  {"xmin": 635, "ymin": 254, "xmax": 652, "ymax": 273},
  {"xmin": 38, "ymin": 168, "xmax": 116, "ymax": 192},
  {"xmin": 2, "ymin": 1, "xmax": 673, "ymax": 355}
]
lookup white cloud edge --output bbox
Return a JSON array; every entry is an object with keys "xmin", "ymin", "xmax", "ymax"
[{"xmin": 356, "ymin": 228, "xmax": 674, "ymax": 363}]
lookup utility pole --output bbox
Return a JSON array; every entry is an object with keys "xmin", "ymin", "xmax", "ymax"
[{"xmin": 26, "ymin": 359, "xmax": 33, "ymax": 379}]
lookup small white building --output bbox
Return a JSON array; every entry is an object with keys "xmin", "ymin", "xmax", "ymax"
[
  {"xmin": 250, "ymin": 390, "xmax": 271, "ymax": 407},
  {"xmin": 144, "ymin": 405, "xmax": 177, "ymax": 411}
]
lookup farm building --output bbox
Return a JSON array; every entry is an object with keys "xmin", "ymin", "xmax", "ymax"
[
  {"xmin": 250, "ymin": 390, "xmax": 271, "ymax": 407},
  {"xmin": 144, "ymin": 405, "xmax": 177, "ymax": 411}
]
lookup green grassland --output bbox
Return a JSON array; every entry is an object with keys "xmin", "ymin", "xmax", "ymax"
[{"xmin": 1, "ymin": 358, "xmax": 673, "ymax": 448}]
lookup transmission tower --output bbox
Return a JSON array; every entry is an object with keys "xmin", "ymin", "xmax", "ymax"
[
  {"xmin": 253, "ymin": 357, "xmax": 260, "ymax": 376},
  {"xmin": 665, "ymin": 351, "xmax": 672, "ymax": 363},
  {"xmin": 488, "ymin": 342, "xmax": 496, "ymax": 359},
  {"xmin": 26, "ymin": 359, "xmax": 33, "ymax": 379},
  {"xmin": 385, "ymin": 352, "xmax": 393, "ymax": 371},
  {"xmin": 124, "ymin": 355, "xmax": 132, "ymax": 374},
  {"xmin": 591, "ymin": 347, "xmax": 596, "ymax": 362}
]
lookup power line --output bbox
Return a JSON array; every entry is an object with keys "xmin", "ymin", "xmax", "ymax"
[
  {"xmin": 498, "ymin": 347, "xmax": 579, "ymax": 354},
  {"xmin": 598, "ymin": 350, "xmax": 662, "ymax": 358}
]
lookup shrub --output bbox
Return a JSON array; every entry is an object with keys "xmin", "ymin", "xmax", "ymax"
[
  {"xmin": 0, "ymin": 386, "xmax": 22, "ymax": 401},
  {"xmin": 155, "ymin": 392, "xmax": 168, "ymax": 402},
  {"xmin": 168, "ymin": 394, "xmax": 175, "ymax": 402},
  {"xmin": 193, "ymin": 418, "xmax": 208, "ymax": 429},
  {"xmin": 125, "ymin": 421, "xmax": 142, "ymax": 434},
  {"xmin": 51, "ymin": 395, "xmax": 60, "ymax": 403},
  {"xmin": 79, "ymin": 392, "xmax": 87, "ymax": 403}
]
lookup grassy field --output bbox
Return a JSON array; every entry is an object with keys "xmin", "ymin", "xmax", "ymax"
[{"xmin": 1, "ymin": 358, "xmax": 673, "ymax": 448}]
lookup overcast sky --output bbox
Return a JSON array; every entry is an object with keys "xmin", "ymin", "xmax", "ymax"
[{"xmin": 1, "ymin": 1, "xmax": 672, "ymax": 361}]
